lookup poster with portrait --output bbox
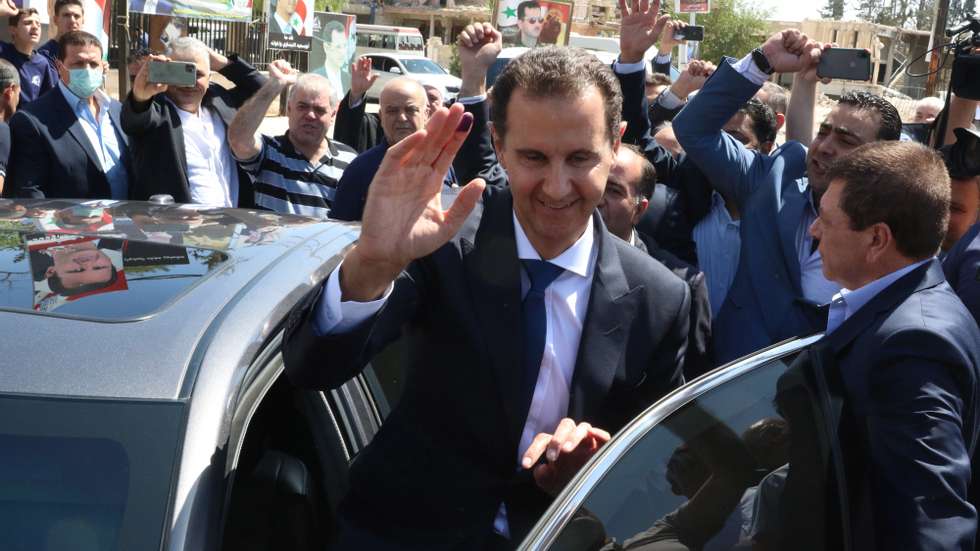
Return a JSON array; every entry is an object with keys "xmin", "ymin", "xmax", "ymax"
[
  {"xmin": 309, "ymin": 12, "xmax": 356, "ymax": 102},
  {"xmin": 493, "ymin": 0, "xmax": 573, "ymax": 48},
  {"xmin": 128, "ymin": 0, "xmax": 253, "ymax": 22},
  {"xmin": 26, "ymin": 234, "xmax": 129, "ymax": 313},
  {"xmin": 267, "ymin": 0, "xmax": 313, "ymax": 50},
  {"xmin": 494, "ymin": 0, "xmax": 572, "ymax": 48}
]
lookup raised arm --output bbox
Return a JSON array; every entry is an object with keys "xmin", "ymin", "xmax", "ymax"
[
  {"xmin": 785, "ymin": 43, "xmax": 833, "ymax": 146},
  {"xmin": 228, "ymin": 59, "xmax": 296, "ymax": 161},
  {"xmin": 943, "ymin": 93, "xmax": 979, "ymax": 146},
  {"xmin": 453, "ymin": 22, "xmax": 507, "ymax": 187},
  {"xmin": 333, "ymin": 57, "xmax": 377, "ymax": 152},
  {"xmin": 216, "ymin": 52, "xmax": 267, "ymax": 108},
  {"xmin": 673, "ymin": 29, "xmax": 823, "ymax": 205}
]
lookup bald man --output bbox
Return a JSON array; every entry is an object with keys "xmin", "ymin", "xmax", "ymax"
[{"xmin": 330, "ymin": 77, "xmax": 459, "ymax": 221}]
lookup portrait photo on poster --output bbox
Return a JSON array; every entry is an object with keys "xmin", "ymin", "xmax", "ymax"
[
  {"xmin": 268, "ymin": 0, "xmax": 313, "ymax": 51},
  {"xmin": 493, "ymin": 0, "xmax": 573, "ymax": 48},
  {"xmin": 310, "ymin": 12, "xmax": 356, "ymax": 102}
]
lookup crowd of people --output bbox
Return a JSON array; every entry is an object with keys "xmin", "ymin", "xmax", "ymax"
[{"xmin": 1, "ymin": 0, "xmax": 980, "ymax": 547}]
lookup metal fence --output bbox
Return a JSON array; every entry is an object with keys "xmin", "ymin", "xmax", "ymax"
[{"xmin": 105, "ymin": 1, "xmax": 309, "ymax": 72}]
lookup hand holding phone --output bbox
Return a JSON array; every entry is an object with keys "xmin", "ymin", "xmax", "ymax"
[
  {"xmin": 674, "ymin": 25, "xmax": 704, "ymax": 42},
  {"xmin": 816, "ymin": 48, "xmax": 872, "ymax": 81},
  {"xmin": 147, "ymin": 60, "xmax": 198, "ymax": 87}
]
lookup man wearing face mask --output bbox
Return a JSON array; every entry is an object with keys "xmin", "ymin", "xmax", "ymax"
[
  {"xmin": 4, "ymin": 31, "xmax": 134, "ymax": 199},
  {"xmin": 122, "ymin": 36, "xmax": 265, "ymax": 207}
]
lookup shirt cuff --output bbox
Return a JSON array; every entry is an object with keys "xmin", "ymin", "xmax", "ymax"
[
  {"xmin": 613, "ymin": 59, "xmax": 647, "ymax": 74},
  {"xmin": 654, "ymin": 53, "xmax": 672, "ymax": 65},
  {"xmin": 658, "ymin": 88, "xmax": 685, "ymax": 110},
  {"xmin": 731, "ymin": 53, "xmax": 770, "ymax": 87},
  {"xmin": 457, "ymin": 94, "xmax": 486, "ymax": 105},
  {"xmin": 313, "ymin": 260, "xmax": 393, "ymax": 335},
  {"xmin": 349, "ymin": 94, "xmax": 365, "ymax": 109}
]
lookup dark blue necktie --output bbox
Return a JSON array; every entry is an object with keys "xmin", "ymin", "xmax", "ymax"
[{"xmin": 520, "ymin": 259, "xmax": 565, "ymax": 420}]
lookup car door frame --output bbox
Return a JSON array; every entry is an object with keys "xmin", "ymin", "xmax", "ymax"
[{"xmin": 518, "ymin": 333, "xmax": 828, "ymax": 550}]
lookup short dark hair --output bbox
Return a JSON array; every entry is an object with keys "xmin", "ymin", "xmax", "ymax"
[
  {"xmin": 53, "ymin": 0, "xmax": 84, "ymax": 16},
  {"xmin": 48, "ymin": 266, "xmax": 119, "ymax": 296},
  {"xmin": 517, "ymin": 1, "xmax": 541, "ymax": 20},
  {"xmin": 826, "ymin": 140, "xmax": 950, "ymax": 259},
  {"xmin": 758, "ymin": 81, "xmax": 788, "ymax": 115},
  {"xmin": 57, "ymin": 30, "xmax": 103, "ymax": 61},
  {"xmin": 491, "ymin": 47, "xmax": 622, "ymax": 146},
  {"xmin": 9, "ymin": 8, "xmax": 38, "ymax": 27},
  {"xmin": 738, "ymin": 98, "xmax": 777, "ymax": 145},
  {"xmin": 622, "ymin": 143, "xmax": 656, "ymax": 200},
  {"xmin": 837, "ymin": 91, "xmax": 902, "ymax": 141},
  {"xmin": 646, "ymin": 72, "xmax": 672, "ymax": 87}
]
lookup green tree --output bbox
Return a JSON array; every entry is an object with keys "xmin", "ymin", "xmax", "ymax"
[
  {"xmin": 673, "ymin": 0, "xmax": 770, "ymax": 64},
  {"xmin": 315, "ymin": 0, "xmax": 346, "ymax": 12},
  {"xmin": 821, "ymin": 0, "xmax": 845, "ymax": 19}
]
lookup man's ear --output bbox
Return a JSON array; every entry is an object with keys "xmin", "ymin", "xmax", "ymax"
[
  {"xmin": 619, "ymin": 120, "xmax": 627, "ymax": 138},
  {"xmin": 45, "ymin": 266, "xmax": 56, "ymax": 278},
  {"xmin": 775, "ymin": 112, "xmax": 785, "ymax": 131},
  {"xmin": 54, "ymin": 58, "xmax": 69, "ymax": 84},
  {"xmin": 866, "ymin": 222, "xmax": 893, "ymax": 263},
  {"xmin": 490, "ymin": 122, "xmax": 505, "ymax": 166}
]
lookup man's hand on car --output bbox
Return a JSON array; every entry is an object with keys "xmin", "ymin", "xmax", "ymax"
[
  {"xmin": 339, "ymin": 103, "xmax": 485, "ymax": 302},
  {"xmin": 619, "ymin": 0, "xmax": 670, "ymax": 64},
  {"xmin": 522, "ymin": 418, "xmax": 612, "ymax": 496},
  {"xmin": 350, "ymin": 56, "xmax": 377, "ymax": 103}
]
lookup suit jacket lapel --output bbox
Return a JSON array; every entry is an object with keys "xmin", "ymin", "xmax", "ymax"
[
  {"xmin": 461, "ymin": 188, "xmax": 526, "ymax": 442},
  {"xmin": 568, "ymin": 216, "xmax": 641, "ymax": 422},
  {"xmin": 56, "ymin": 91, "xmax": 103, "ymax": 172},
  {"xmin": 778, "ymin": 184, "xmax": 807, "ymax": 293},
  {"xmin": 821, "ymin": 260, "xmax": 944, "ymax": 355}
]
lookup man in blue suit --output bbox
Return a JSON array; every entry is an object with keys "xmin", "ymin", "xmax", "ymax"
[
  {"xmin": 673, "ymin": 29, "xmax": 903, "ymax": 364},
  {"xmin": 5, "ymin": 31, "xmax": 133, "ymax": 199},
  {"xmin": 941, "ymin": 129, "xmax": 980, "ymax": 324},
  {"xmin": 793, "ymin": 140, "xmax": 980, "ymax": 550}
]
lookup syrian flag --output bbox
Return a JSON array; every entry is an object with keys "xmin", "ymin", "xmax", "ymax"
[{"xmin": 289, "ymin": 0, "xmax": 307, "ymax": 35}]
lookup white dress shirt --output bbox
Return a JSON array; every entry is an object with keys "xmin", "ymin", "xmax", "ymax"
[
  {"xmin": 176, "ymin": 104, "xmax": 239, "ymax": 207},
  {"xmin": 58, "ymin": 83, "xmax": 129, "ymax": 199},
  {"xmin": 314, "ymin": 212, "xmax": 599, "ymax": 538},
  {"xmin": 825, "ymin": 259, "xmax": 931, "ymax": 334}
]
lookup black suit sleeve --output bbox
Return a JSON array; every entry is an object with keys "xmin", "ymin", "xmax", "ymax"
[
  {"xmin": 121, "ymin": 92, "xmax": 170, "ymax": 136},
  {"xmin": 615, "ymin": 67, "xmax": 679, "ymax": 184},
  {"xmin": 652, "ymin": 56, "xmax": 671, "ymax": 76},
  {"xmin": 5, "ymin": 112, "xmax": 49, "ymax": 198},
  {"xmin": 283, "ymin": 263, "xmax": 426, "ymax": 390},
  {"xmin": 218, "ymin": 54, "xmax": 267, "ymax": 108},
  {"xmin": 648, "ymin": 88, "xmax": 684, "ymax": 129},
  {"xmin": 452, "ymin": 99, "xmax": 507, "ymax": 188},
  {"xmin": 334, "ymin": 92, "xmax": 371, "ymax": 153}
]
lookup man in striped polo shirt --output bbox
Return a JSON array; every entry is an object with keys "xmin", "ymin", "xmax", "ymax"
[{"xmin": 228, "ymin": 59, "xmax": 356, "ymax": 218}]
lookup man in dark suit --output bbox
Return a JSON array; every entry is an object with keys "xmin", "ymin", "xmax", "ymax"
[
  {"xmin": 672, "ymin": 29, "xmax": 904, "ymax": 364},
  {"xmin": 796, "ymin": 141, "xmax": 980, "ymax": 549},
  {"xmin": 942, "ymin": 129, "xmax": 980, "ymax": 324},
  {"xmin": 946, "ymin": 222, "xmax": 980, "ymax": 325},
  {"xmin": 330, "ymin": 24, "xmax": 502, "ymax": 222},
  {"xmin": 598, "ymin": 143, "xmax": 712, "ymax": 379},
  {"xmin": 5, "ymin": 31, "xmax": 133, "ymax": 199},
  {"xmin": 283, "ymin": 19, "xmax": 690, "ymax": 549},
  {"xmin": 121, "ymin": 37, "xmax": 264, "ymax": 206}
]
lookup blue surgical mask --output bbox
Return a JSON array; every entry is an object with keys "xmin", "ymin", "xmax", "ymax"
[{"xmin": 67, "ymin": 67, "xmax": 103, "ymax": 98}]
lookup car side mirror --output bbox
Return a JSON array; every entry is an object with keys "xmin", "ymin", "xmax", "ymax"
[{"xmin": 389, "ymin": 66, "xmax": 402, "ymax": 74}]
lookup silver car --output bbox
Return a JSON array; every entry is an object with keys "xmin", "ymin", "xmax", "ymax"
[{"xmin": 0, "ymin": 199, "xmax": 840, "ymax": 550}]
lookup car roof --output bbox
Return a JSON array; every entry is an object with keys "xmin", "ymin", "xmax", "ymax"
[{"xmin": 0, "ymin": 199, "xmax": 358, "ymax": 401}]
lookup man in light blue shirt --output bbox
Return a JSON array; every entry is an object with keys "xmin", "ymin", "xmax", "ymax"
[{"xmin": 7, "ymin": 31, "xmax": 133, "ymax": 199}]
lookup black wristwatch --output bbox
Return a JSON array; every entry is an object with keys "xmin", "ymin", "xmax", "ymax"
[{"xmin": 751, "ymin": 48, "xmax": 775, "ymax": 75}]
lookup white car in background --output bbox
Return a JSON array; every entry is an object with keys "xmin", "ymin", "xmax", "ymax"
[{"xmin": 363, "ymin": 53, "xmax": 462, "ymax": 102}]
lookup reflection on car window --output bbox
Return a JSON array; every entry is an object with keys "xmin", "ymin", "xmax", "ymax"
[
  {"xmin": 0, "ymin": 232, "xmax": 228, "ymax": 319},
  {"xmin": 402, "ymin": 59, "xmax": 447, "ymax": 75},
  {"xmin": 550, "ymin": 350, "xmax": 845, "ymax": 551}
]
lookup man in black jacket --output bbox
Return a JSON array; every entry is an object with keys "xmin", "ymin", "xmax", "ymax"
[{"xmin": 121, "ymin": 37, "xmax": 265, "ymax": 206}]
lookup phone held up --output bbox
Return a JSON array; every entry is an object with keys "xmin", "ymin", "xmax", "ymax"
[
  {"xmin": 817, "ymin": 48, "xmax": 872, "ymax": 81},
  {"xmin": 147, "ymin": 60, "xmax": 198, "ymax": 87},
  {"xmin": 673, "ymin": 25, "xmax": 704, "ymax": 42}
]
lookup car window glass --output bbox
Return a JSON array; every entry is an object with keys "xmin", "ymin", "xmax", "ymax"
[
  {"xmin": 548, "ymin": 349, "xmax": 846, "ymax": 551},
  {"xmin": 370, "ymin": 55, "xmax": 384, "ymax": 70},
  {"xmin": 382, "ymin": 34, "xmax": 396, "ymax": 49}
]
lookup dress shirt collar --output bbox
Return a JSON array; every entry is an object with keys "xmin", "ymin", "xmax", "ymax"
[
  {"xmin": 826, "ymin": 258, "xmax": 932, "ymax": 334},
  {"xmin": 512, "ymin": 211, "xmax": 595, "ymax": 278},
  {"xmin": 58, "ymin": 80, "xmax": 110, "ymax": 115},
  {"xmin": 629, "ymin": 229, "xmax": 639, "ymax": 247}
]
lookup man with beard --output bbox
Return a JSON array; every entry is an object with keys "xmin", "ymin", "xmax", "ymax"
[
  {"xmin": 673, "ymin": 29, "xmax": 902, "ymax": 363},
  {"xmin": 228, "ymin": 60, "xmax": 357, "ymax": 218}
]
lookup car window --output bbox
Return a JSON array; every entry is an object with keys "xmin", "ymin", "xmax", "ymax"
[
  {"xmin": 369, "ymin": 56, "xmax": 384, "ymax": 71},
  {"xmin": 401, "ymin": 59, "xmax": 447, "ymax": 75},
  {"xmin": 545, "ymin": 344, "xmax": 847, "ymax": 551}
]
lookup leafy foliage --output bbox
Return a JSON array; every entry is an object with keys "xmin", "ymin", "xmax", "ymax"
[{"xmin": 669, "ymin": 0, "xmax": 770, "ymax": 64}]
